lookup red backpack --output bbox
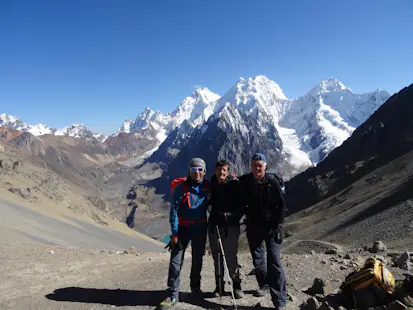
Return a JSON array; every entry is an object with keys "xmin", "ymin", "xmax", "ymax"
[
  {"xmin": 170, "ymin": 177, "xmax": 211, "ymax": 208},
  {"xmin": 170, "ymin": 177, "xmax": 192, "ymax": 208}
]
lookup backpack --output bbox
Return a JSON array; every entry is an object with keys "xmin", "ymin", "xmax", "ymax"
[
  {"xmin": 170, "ymin": 177, "xmax": 191, "ymax": 208},
  {"xmin": 273, "ymin": 173, "xmax": 286, "ymax": 194},
  {"xmin": 342, "ymin": 257, "xmax": 395, "ymax": 308},
  {"xmin": 264, "ymin": 173, "xmax": 285, "ymax": 198},
  {"xmin": 170, "ymin": 177, "xmax": 211, "ymax": 208}
]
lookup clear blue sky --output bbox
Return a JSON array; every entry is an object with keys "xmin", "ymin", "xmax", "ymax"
[{"xmin": 1, "ymin": 0, "xmax": 412, "ymax": 135}]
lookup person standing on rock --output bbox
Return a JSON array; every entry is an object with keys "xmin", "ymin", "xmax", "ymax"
[
  {"xmin": 239, "ymin": 153, "xmax": 287, "ymax": 310},
  {"xmin": 208, "ymin": 159, "xmax": 244, "ymax": 299},
  {"xmin": 159, "ymin": 157, "xmax": 210, "ymax": 309}
]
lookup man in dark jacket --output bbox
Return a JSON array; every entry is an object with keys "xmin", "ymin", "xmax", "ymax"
[
  {"xmin": 239, "ymin": 153, "xmax": 287, "ymax": 310},
  {"xmin": 208, "ymin": 160, "xmax": 244, "ymax": 299}
]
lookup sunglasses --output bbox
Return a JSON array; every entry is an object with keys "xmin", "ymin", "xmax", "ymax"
[{"xmin": 190, "ymin": 167, "xmax": 204, "ymax": 172}]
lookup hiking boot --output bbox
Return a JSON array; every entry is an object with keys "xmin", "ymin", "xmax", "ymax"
[
  {"xmin": 158, "ymin": 297, "xmax": 177, "ymax": 309},
  {"xmin": 254, "ymin": 285, "xmax": 269, "ymax": 297},
  {"xmin": 233, "ymin": 288, "xmax": 244, "ymax": 299},
  {"xmin": 191, "ymin": 287, "xmax": 204, "ymax": 300},
  {"xmin": 208, "ymin": 287, "xmax": 224, "ymax": 298}
]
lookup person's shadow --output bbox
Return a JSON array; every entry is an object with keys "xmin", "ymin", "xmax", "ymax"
[{"xmin": 45, "ymin": 287, "xmax": 224, "ymax": 309}]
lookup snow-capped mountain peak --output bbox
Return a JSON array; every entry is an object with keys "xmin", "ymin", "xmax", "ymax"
[
  {"xmin": 169, "ymin": 88, "xmax": 220, "ymax": 129},
  {"xmin": 55, "ymin": 123, "xmax": 107, "ymax": 142},
  {"xmin": 134, "ymin": 107, "xmax": 157, "ymax": 130},
  {"xmin": 308, "ymin": 78, "xmax": 352, "ymax": 96},
  {"xmin": 27, "ymin": 124, "xmax": 54, "ymax": 136},
  {"xmin": 55, "ymin": 124, "xmax": 89, "ymax": 137},
  {"xmin": 116, "ymin": 119, "xmax": 135, "ymax": 134},
  {"xmin": 216, "ymin": 75, "xmax": 287, "ymax": 112},
  {"xmin": 0, "ymin": 114, "xmax": 105, "ymax": 141},
  {"xmin": 0, "ymin": 113, "xmax": 30, "ymax": 131},
  {"xmin": 250, "ymin": 75, "xmax": 287, "ymax": 100},
  {"xmin": 192, "ymin": 87, "xmax": 221, "ymax": 103}
]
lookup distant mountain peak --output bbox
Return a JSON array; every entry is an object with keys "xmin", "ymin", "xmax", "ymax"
[
  {"xmin": 309, "ymin": 78, "xmax": 352, "ymax": 95},
  {"xmin": 0, "ymin": 113, "xmax": 105, "ymax": 141}
]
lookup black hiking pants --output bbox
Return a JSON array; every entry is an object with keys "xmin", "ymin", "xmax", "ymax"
[
  {"xmin": 208, "ymin": 224, "xmax": 241, "ymax": 292},
  {"xmin": 166, "ymin": 225, "xmax": 207, "ymax": 301},
  {"xmin": 247, "ymin": 222, "xmax": 287, "ymax": 307}
]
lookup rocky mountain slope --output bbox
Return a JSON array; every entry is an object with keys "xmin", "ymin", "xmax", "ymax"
[
  {"xmin": 277, "ymin": 83, "xmax": 413, "ymax": 258},
  {"xmin": 0, "ymin": 127, "xmax": 166, "ymax": 241},
  {"xmin": 285, "ymin": 83, "xmax": 413, "ymax": 215}
]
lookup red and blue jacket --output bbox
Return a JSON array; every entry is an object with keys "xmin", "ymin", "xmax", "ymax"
[{"xmin": 169, "ymin": 177, "xmax": 210, "ymax": 236}]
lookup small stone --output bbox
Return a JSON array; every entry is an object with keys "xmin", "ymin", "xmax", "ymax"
[
  {"xmin": 344, "ymin": 253, "xmax": 352, "ymax": 259},
  {"xmin": 325, "ymin": 249, "xmax": 338, "ymax": 255},
  {"xmin": 340, "ymin": 265, "xmax": 347, "ymax": 270},
  {"xmin": 306, "ymin": 297, "xmax": 320, "ymax": 310},
  {"xmin": 321, "ymin": 259, "xmax": 328, "ymax": 264},
  {"xmin": 395, "ymin": 252, "xmax": 411, "ymax": 270},
  {"xmin": 310, "ymin": 278, "xmax": 331, "ymax": 296},
  {"xmin": 370, "ymin": 241, "xmax": 387, "ymax": 253},
  {"xmin": 287, "ymin": 293, "xmax": 296, "ymax": 302},
  {"xmin": 115, "ymin": 251, "xmax": 122, "ymax": 254},
  {"xmin": 50, "ymin": 250, "xmax": 54, "ymax": 254},
  {"xmin": 124, "ymin": 247, "xmax": 139, "ymax": 255},
  {"xmin": 311, "ymin": 250, "xmax": 316, "ymax": 255},
  {"xmin": 337, "ymin": 307, "xmax": 347, "ymax": 310}
]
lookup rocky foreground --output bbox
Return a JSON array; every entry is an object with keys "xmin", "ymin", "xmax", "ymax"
[{"xmin": 0, "ymin": 239, "xmax": 411, "ymax": 310}]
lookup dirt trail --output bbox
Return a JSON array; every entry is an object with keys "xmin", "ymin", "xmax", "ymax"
[{"xmin": 0, "ymin": 239, "xmax": 380, "ymax": 310}]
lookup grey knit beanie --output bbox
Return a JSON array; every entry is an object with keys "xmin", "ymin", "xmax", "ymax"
[{"xmin": 189, "ymin": 157, "xmax": 206, "ymax": 171}]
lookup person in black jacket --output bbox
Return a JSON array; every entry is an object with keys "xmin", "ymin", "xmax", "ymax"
[
  {"xmin": 208, "ymin": 160, "xmax": 244, "ymax": 299},
  {"xmin": 239, "ymin": 153, "xmax": 287, "ymax": 310}
]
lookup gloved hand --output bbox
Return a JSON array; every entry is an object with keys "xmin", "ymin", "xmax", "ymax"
[
  {"xmin": 271, "ymin": 225, "xmax": 284, "ymax": 244},
  {"xmin": 164, "ymin": 235, "xmax": 180, "ymax": 252}
]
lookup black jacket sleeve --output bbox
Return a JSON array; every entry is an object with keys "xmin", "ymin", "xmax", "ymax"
[
  {"xmin": 231, "ymin": 179, "xmax": 244, "ymax": 221},
  {"xmin": 237, "ymin": 173, "xmax": 251, "ymax": 216},
  {"xmin": 270, "ymin": 176, "xmax": 286, "ymax": 227}
]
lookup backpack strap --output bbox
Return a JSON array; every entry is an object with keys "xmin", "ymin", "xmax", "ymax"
[{"xmin": 181, "ymin": 181, "xmax": 192, "ymax": 208}]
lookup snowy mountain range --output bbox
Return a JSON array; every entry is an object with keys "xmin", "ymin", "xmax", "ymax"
[
  {"xmin": 0, "ymin": 114, "xmax": 107, "ymax": 142},
  {"xmin": 1, "ymin": 75, "xmax": 391, "ymax": 179},
  {"xmin": 123, "ymin": 76, "xmax": 390, "ymax": 179},
  {"xmin": 115, "ymin": 88, "xmax": 220, "ymax": 142}
]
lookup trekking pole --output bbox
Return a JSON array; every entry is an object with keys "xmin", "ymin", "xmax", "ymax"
[
  {"xmin": 216, "ymin": 225, "xmax": 238, "ymax": 310},
  {"xmin": 218, "ymin": 250, "xmax": 223, "ymax": 300}
]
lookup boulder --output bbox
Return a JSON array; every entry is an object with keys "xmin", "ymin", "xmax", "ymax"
[
  {"xmin": 370, "ymin": 241, "xmax": 387, "ymax": 253},
  {"xmin": 395, "ymin": 252, "xmax": 411, "ymax": 270}
]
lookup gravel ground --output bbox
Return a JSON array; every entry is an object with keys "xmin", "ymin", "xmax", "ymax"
[{"xmin": 1, "ymin": 239, "xmax": 410, "ymax": 310}]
